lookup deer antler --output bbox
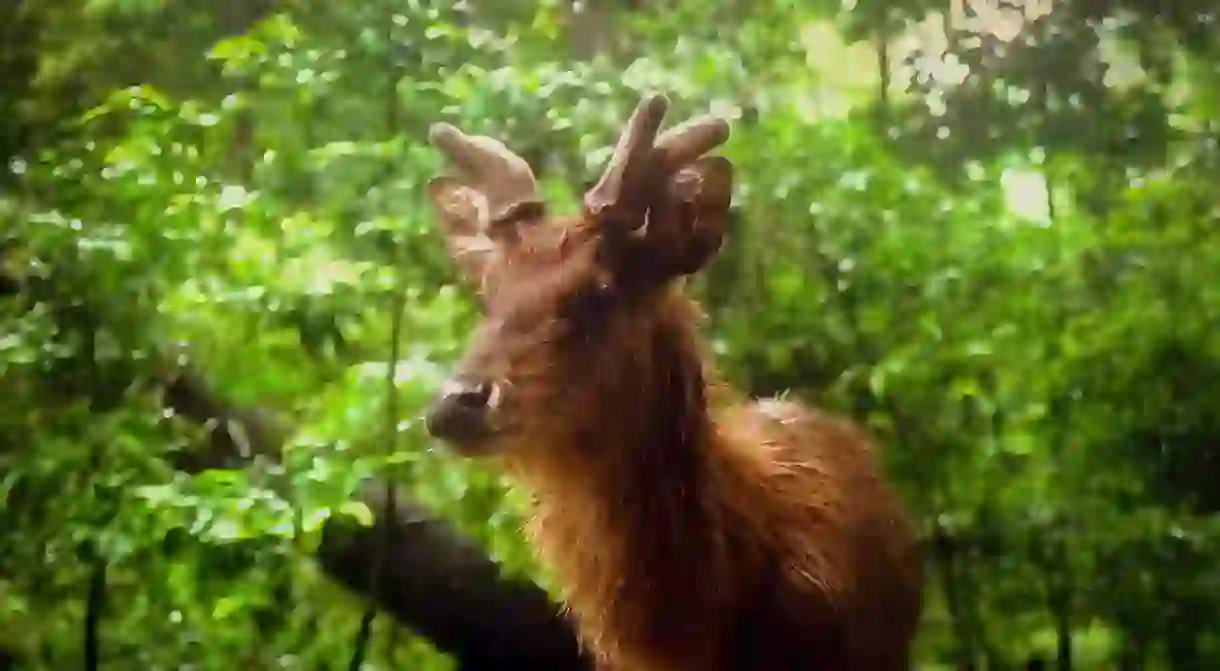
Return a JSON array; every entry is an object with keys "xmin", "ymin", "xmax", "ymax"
[
  {"xmin": 582, "ymin": 94, "xmax": 733, "ymax": 280},
  {"xmin": 583, "ymin": 93, "xmax": 730, "ymax": 234},
  {"xmin": 584, "ymin": 94, "xmax": 671, "ymax": 224},
  {"xmin": 428, "ymin": 123, "xmax": 543, "ymax": 226},
  {"xmin": 654, "ymin": 114, "xmax": 732, "ymax": 176}
]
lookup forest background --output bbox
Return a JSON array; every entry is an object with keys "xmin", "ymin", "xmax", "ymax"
[{"xmin": 2, "ymin": 0, "xmax": 1219, "ymax": 669}]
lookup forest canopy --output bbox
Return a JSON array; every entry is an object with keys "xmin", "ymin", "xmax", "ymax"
[{"xmin": 1, "ymin": 0, "xmax": 1219, "ymax": 669}]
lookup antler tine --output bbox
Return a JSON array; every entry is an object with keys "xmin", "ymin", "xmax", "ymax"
[
  {"xmin": 654, "ymin": 115, "xmax": 731, "ymax": 173},
  {"xmin": 584, "ymin": 93, "xmax": 671, "ymax": 224},
  {"xmin": 428, "ymin": 122, "xmax": 541, "ymax": 223}
]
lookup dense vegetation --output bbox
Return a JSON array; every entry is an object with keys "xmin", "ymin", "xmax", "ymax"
[{"xmin": 2, "ymin": 1, "xmax": 1218, "ymax": 669}]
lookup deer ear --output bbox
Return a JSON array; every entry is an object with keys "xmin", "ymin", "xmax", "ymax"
[
  {"xmin": 427, "ymin": 176, "xmax": 496, "ymax": 284},
  {"xmin": 645, "ymin": 155, "xmax": 733, "ymax": 277}
]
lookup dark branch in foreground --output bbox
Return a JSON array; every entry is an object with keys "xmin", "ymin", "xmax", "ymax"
[
  {"xmin": 159, "ymin": 364, "xmax": 592, "ymax": 671},
  {"xmin": 319, "ymin": 485, "xmax": 587, "ymax": 670},
  {"xmin": 0, "ymin": 256, "xmax": 590, "ymax": 669}
]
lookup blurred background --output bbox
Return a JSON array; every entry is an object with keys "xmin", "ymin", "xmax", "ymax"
[{"xmin": 2, "ymin": 0, "xmax": 1219, "ymax": 669}]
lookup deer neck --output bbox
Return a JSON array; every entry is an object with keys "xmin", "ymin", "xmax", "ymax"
[
  {"xmin": 511, "ymin": 307, "xmax": 748, "ymax": 665},
  {"xmin": 524, "ymin": 300, "xmax": 719, "ymax": 514}
]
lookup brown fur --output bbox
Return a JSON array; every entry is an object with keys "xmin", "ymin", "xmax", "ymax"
[
  {"xmin": 425, "ymin": 102, "xmax": 922, "ymax": 668},
  {"xmin": 425, "ymin": 203, "xmax": 924, "ymax": 670}
]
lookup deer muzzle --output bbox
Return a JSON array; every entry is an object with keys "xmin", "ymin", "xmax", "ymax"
[{"xmin": 425, "ymin": 376, "xmax": 501, "ymax": 451}]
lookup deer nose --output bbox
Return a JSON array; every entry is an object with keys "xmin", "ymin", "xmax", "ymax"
[{"xmin": 425, "ymin": 377, "xmax": 498, "ymax": 446}]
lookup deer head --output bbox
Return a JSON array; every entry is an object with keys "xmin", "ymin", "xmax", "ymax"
[{"xmin": 423, "ymin": 94, "xmax": 733, "ymax": 456}]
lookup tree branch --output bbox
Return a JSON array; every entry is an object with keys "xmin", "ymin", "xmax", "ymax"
[
  {"xmin": 2, "ymin": 231, "xmax": 591, "ymax": 669},
  {"xmin": 157, "ymin": 362, "xmax": 591, "ymax": 670}
]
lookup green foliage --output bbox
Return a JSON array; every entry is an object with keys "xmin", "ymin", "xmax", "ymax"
[{"xmin": 1, "ymin": 0, "xmax": 1218, "ymax": 669}]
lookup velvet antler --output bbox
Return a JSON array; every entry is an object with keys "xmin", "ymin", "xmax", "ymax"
[{"xmin": 584, "ymin": 93, "xmax": 734, "ymax": 278}]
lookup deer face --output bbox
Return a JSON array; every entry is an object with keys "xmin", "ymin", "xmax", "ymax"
[{"xmin": 423, "ymin": 94, "xmax": 734, "ymax": 457}]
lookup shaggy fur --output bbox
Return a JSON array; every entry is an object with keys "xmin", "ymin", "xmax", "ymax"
[{"xmin": 424, "ymin": 102, "xmax": 923, "ymax": 670}]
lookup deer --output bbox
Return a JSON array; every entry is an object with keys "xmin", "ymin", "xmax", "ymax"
[{"xmin": 421, "ymin": 93, "xmax": 924, "ymax": 671}]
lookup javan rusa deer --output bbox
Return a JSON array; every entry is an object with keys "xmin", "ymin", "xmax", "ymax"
[{"xmin": 423, "ymin": 93, "xmax": 923, "ymax": 671}]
